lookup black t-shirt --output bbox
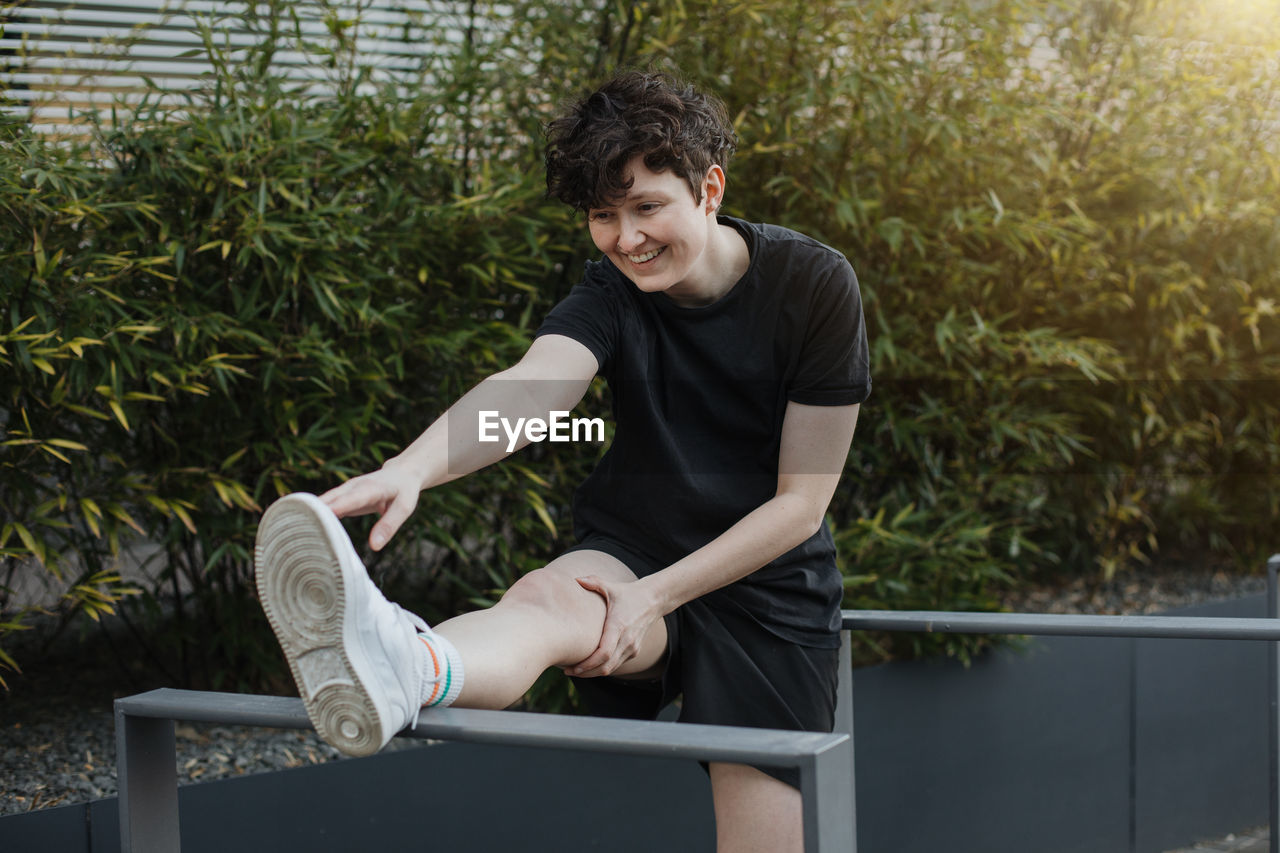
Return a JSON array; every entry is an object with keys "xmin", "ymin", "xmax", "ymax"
[{"xmin": 535, "ymin": 216, "xmax": 871, "ymax": 646}]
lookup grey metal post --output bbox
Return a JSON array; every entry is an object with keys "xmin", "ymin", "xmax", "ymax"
[
  {"xmin": 800, "ymin": 735, "xmax": 855, "ymax": 853},
  {"xmin": 835, "ymin": 628, "xmax": 858, "ymax": 852},
  {"xmin": 115, "ymin": 704, "xmax": 180, "ymax": 853},
  {"xmin": 1269, "ymin": 555, "xmax": 1280, "ymax": 853}
]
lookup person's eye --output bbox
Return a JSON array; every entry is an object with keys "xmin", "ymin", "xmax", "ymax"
[
  {"xmin": 589, "ymin": 211, "xmax": 613, "ymax": 223},
  {"xmin": 638, "ymin": 203, "xmax": 662, "ymax": 214}
]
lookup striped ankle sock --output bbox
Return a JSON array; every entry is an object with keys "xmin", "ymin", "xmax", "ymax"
[{"xmin": 418, "ymin": 630, "xmax": 464, "ymax": 709}]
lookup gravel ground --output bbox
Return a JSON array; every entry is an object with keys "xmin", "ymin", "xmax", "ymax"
[
  {"xmin": 0, "ymin": 565, "xmax": 1272, "ymax": 819},
  {"xmin": 0, "ymin": 621, "xmax": 426, "ymax": 817},
  {"xmin": 1165, "ymin": 826, "xmax": 1271, "ymax": 853},
  {"xmin": 1001, "ymin": 566, "xmax": 1269, "ymax": 615}
]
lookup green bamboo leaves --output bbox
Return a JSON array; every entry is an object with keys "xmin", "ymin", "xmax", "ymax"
[{"xmin": 2, "ymin": 0, "xmax": 1276, "ymax": 688}]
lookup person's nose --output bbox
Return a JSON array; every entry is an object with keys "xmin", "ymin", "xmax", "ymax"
[{"xmin": 616, "ymin": 214, "xmax": 646, "ymax": 254}]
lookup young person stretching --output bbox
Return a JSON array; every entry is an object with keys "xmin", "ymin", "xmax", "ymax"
[{"xmin": 256, "ymin": 69, "xmax": 870, "ymax": 853}]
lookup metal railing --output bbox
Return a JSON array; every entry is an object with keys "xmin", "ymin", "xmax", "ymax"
[
  {"xmin": 115, "ymin": 688, "xmax": 854, "ymax": 853},
  {"xmin": 115, "ymin": 554, "xmax": 1279, "ymax": 853}
]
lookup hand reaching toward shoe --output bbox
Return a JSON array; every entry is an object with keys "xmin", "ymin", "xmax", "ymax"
[
  {"xmin": 312, "ymin": 336, "xmax": 597, "ymax": 552},
  {"xmin": 320, "ymin": 463, "xmax": 421, "ymax": 551}
]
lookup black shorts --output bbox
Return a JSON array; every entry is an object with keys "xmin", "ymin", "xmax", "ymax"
[{"xmin": 564, "ymin": 536, "xmax": 841, "ymax": 790}]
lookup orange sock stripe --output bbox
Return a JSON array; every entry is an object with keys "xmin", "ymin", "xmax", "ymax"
[{"xmin": 419, "ymin": 637, "xmax": 444, "ymax": 705}]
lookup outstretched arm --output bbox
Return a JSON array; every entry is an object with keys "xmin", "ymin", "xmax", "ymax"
[
  {"xmin": 321, "ymin": 333, "xmax": 599, "ymax": 550},
  {"xmin": 569, "ymin": 399, "xmax": 861, "ymax": 677}
]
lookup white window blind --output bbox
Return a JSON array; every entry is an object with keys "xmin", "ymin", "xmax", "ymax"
[{"xmin": 2, "ymin": 1, "xmax": 480, "ymax": 135}]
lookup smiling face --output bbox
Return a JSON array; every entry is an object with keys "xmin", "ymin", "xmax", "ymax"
[{"xmin": 587, "ymin": 156, "xmax": 731, "ymax": 306}]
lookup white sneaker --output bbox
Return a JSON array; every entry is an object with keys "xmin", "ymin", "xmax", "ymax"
[{"xmin": 254, "ymin": 492, "xmax": 455, "ymax": 756}]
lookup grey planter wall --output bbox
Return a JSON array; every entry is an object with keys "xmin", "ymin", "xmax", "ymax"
[
  {"xmin": 853, "ymin": 593, "xmax": 1269, "ymax": 853},
  {"xmin": 1, "ymin": 743, "xmax": 717, "ymax": 853}
]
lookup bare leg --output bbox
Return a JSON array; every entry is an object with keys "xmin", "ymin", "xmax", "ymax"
[
  {"xmin": 433, "ymin": 549, "xmax": 668, "ymax": 709},
  {"xmin": 257, "ymin": 496, "xmax": 667, "ymax": 756},
  {"xmin": 710, "ymin": 763, "xmax": 803, "ymax": 853}
]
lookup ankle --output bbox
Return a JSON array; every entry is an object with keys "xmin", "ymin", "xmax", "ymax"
[{"xmin": 418, "ymin": 631, "xmax": 465, "ymax": 709}]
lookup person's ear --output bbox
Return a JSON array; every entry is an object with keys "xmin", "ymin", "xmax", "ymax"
[{"xmin": 702, "ymin": 165, "xmax": 726, "ymax": 215}]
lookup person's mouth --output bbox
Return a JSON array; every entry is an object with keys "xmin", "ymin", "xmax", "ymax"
[{"xmin": 627, "ymin": 247, "xmax": 666, "ymax": 265}]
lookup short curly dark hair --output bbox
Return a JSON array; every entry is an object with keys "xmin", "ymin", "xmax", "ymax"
[{"xmin": 544, "ymin": 70, "xmax": 738, "ymax": 213}]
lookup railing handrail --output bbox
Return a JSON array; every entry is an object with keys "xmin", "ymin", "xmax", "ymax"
[
  {"xmin": 116, "ymin": 688, "xmax": 849, "ymax": 766},
  {"xmin": 842, "ymin": 609, "xmax": 1280, "ymax": 641}
]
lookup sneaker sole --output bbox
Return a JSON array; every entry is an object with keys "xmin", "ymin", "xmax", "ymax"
[{"xmin": 255, "ymin": 493, "xmax": 387, "ymax": 757}]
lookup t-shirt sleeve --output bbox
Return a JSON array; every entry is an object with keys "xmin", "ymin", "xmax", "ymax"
[
  {"xmin": 534, "ymin": 271, "xmax": 620, "ymax": 376},
  {"xmin": 787, "ymin": 257, "xmax": 872, "ymax": 406}
]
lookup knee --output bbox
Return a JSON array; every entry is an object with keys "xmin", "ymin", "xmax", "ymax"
[{"xmin": 501, "ymin": 567, "xmax": 598, "ymax": 618}]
